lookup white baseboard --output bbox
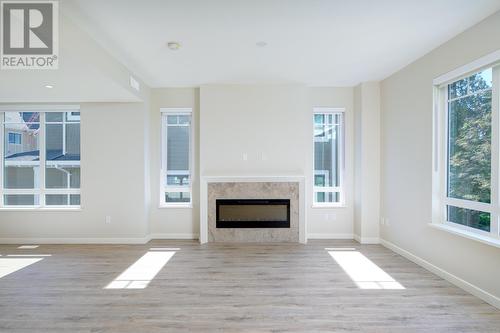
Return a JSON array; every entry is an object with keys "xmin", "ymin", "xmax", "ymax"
[
  {"xmin": 0, "ymin": 237, "xmax": 150, "ymax": 244},
  {"xmin": 149, "ymin": 233, "xmax": 199, "ymax": 240},
  {"xmin": 381, "ymin": 239, "xmax": 500, "ymax": 309},
  {"xmin": 307, "ymin": 233, "xmax": 354, "ymax": 239},
  {"xmin": 353, "ymin": 234, "xmax": 380, "ymax": 244},
  {"xmin": 0, "ymin": 233, "xmax": 199, "ymax": 244}
]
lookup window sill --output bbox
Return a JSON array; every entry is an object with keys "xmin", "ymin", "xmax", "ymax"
[
  {"xmin": 312, "ymin": 204, "xmax": 346, "ymax": 209},
  {"xmin": 159, "ymin": 204, "xmax": 192, "ymax": 209},
  {"xmin": 429, "ymin": 223, "xmax": 500, "ymax": 249},
  {"xmin": 0, "ymin": 207, "xmax": 82, "ymax": 212}
]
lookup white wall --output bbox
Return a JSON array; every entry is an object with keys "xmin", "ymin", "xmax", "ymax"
[
  {"xmin": 148, "ymin": 88, "xmax": 200, "ymax": 237},
  {"xmin": 199, "ymin": 85, "xmax": 355, "ymax": 238},
  {"xmin": 353, "ymin": 82, "xmax": 381, "ymax": 243},
  {"xmin": 200, "ymin": 85, "xmax": 309, "ymax": 176},
  {"xmin": 0, "ymin": 103, "xmax": 150, "ymax": 242},
  {"xmin": 381, "ymin": 11, "xmax": 500, "ymax": 301}
]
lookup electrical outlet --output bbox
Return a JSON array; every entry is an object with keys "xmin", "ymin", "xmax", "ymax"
[
  {"xmin": 242, "ymin": 153, "xmax": 248, "ymax": 161},
  {"xmin": 105, "ymin": 216, "xmax": 111, "ymax": 224}
]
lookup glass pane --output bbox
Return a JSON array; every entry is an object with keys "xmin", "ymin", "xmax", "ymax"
[
  {"xmin": 4, "ymin": 113, "xmax": 40, "ymax": 190},
  {"xmin": 4, "ymin": 195, "xmax": 39, "ymax": 206},
  {"xmin": 314, "ymin": 114, "xmax": 324, "ymax": 125},
  {"xmin": 45, "ymin": 194, "xmax": 70, "ymax": 206},
  {"xmin": 447, "ymin": 90, "xmax": 491, "ymax": 203},
  {"xmin": 65, "ymin": 112, "xmax": 80, "ymax": 122},
  {"xmin": 165, "ymin": 191, "xmax": 190, "ymax": 203},
  {"xmin": 45, "ymin": 194, "xmax": 80, "ymax": 206},
  {"xmin": 447, "ymin": 206, "xmax": 490, "ymax": 232},
  {"xmin": 4, "ymin": 112, "xmax": 39, "ymax": 123},
  {"xmin": 167, "ymin": 125, "xmax": 190, "ymax": 171},
  {"xmin": 178, "ymin": 115, "xmax": 190, "ymax": 124},
  {"xmin": 70, "ymin": 194, "xmax": 80, "ymax": 205},
  {"xmin": 46, "ymin": 112, "xmax": 63, "ymax": 122},
  {"xmin": 314, "ymin": 192, "xmax": 340, "ymax": 203},
  {"xmin": 45, "ymin": 112, "xmax": 80, "ymax": 191},
  {"xmin": 167, "ymin": 115, "xmax": 177, "ymax": 124},
  {"xmin": 166, "ymin": 172, "xmax": 190, "ymax": 186},
  {"xmin": 469, "ymin": 68, "xmax": 492, "ymax": 92},
  {"xmin": 448, "ymin": 78, "xmax": 468, "ymax": 99},
  {"xmin": 4, "ymin": 166, "xmax": 39, "ymax": 189},
  {"xmin": 314, "ymin": 113, "xmax": 340, "ymax": 191},
  {"xmin": 46, "ymin": 166, "xmax": 80, "ymax": 188}
]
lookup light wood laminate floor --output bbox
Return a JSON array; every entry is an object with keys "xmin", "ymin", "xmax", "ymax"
[{"xmin": 0, "ymin": 240, "xmax": 499, "ymax": 332}]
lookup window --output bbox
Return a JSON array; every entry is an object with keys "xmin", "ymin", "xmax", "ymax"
[
  {"xmin": 434, "ymin": 61, "xmax": 499, "ymax": 241},
  {"xmin": 0, "ymin": 108, "xmax": 81, "ymax": 208},
  {"xmin": 8, "ymin": 133, "xmax": 21, "ymax": 144},
  {"xmin": 313, "ymin": 108, "xmax": 344, "ymax": 206},
  {"xmin": 161, "ymin": 108, "xmax": 192, "ymax": 206}
]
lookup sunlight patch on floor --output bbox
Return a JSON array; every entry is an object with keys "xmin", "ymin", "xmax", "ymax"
[
  {"xmin": 328, "ymin": 249, "xmax": 405, "ymax": 290},
  {"xmin": 105, "ymin": 250, "xmax": 176, "ymax": 289},
  {"xmin": 0, "ymin": 257, "xmax": 44, "ymax": 279},
  {"xmin": 18, "ymin": 245, "xmax": 39, "ymax": 249}
]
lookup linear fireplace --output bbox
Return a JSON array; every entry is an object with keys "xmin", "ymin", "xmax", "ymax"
[{"xmin": 216, "ymin": 199, "xmax": 290, "ymax": 228}]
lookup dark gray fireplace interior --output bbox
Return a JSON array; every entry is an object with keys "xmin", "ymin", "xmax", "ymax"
[{"xmin": 216, "ymin": 199, "xmax": 290, "ymax": 228}]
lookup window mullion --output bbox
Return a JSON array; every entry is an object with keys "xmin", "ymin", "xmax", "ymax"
[
  {"xmin": 40, "ymin": 112, "xmax": 46, "ymax": 207},
  {"xmin": 491, "ymin": 66, "xmax": 500, "ymax": 236},
  {"xmin": 160, "ymin": 114, "xmax": 167, "ymax": 204}
]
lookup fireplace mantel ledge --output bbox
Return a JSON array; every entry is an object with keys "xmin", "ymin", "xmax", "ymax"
[{"xmin": 202, "ymin": 174, "xmax": 305, "ymax": 182}]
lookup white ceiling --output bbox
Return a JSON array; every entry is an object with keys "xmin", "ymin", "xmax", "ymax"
[{"xmin": 64, "ymin": 0, "xmax": 500, "ymax": 87}]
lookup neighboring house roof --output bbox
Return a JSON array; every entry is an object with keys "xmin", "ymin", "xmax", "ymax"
[{"xmin": 5, "ymin": 150, "xmax": 80, "ymax": 161}]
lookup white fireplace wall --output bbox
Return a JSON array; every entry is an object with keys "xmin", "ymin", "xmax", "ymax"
[{"xmin": 199, "ymin": 85, "xmax": 355, "ymax": 238}]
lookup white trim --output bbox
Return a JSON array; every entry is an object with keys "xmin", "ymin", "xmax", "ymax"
[
  {"xmin": 429, "ymin": 223, "xmax": 500, "ymax": 249},
  {"xmin": 312, "ymin": 108, "xmax": 345, "ymax": 207},
  {"xmin": 0, "ymin": 234, "xmax": 199, "ymax": 244},
  {"xmin": 313, "ymin": 107, "xmax": 345, "ymax": 114},
  {"xmin": 160, "ymin": 109, "xmax": 193, "ymax": 207},
  {"xmin": 160, "ymin": 203, "xmax": 192, "ymax": 209},
  {"xmin": 381, "ymin": 239, "xmax": 500, "ymax": 309},
  {"xmin": 433, "ymin": 49, "xmax": 500, "ymax": 86},
  {"xmin": 0, "ymin": 207, "xmax": 81, "ymax": 212},
  {"xmin": 0, "ymin": 105, "xmax": 80, "ymax": 112},
  {"xmin": 307, "ymin": 233, "xmax": 353, "ymax": 239},
  {"xmin": 353, "ymin": 234, "xmax": 380, "ymax": 244},
  {"xmin": 0, "ymin": 237, "xmax": 149, "ymax": 244},
  {"xmin": 312, "ymin": 203, "xmax": 347, "ymax": 208},
  {"xmin": 160, "ymin": 107, "xmax": 192, "ymax": 114},
  {"xmin": 149, "ymin": 233, "xmax": 199, "ymax": 240},
  {"xmin": 433, "ymin": 64, "xmax": 500, "ymax": 241},
  {"xmin": 444, "ymin": 197, "xmax": 491, "ymax": 213},
  {"xmin": 0, "ymin": 108, "xmax": 81, "ymax": 208},
  {"xmin": 39, "ymin": 112, "xmax": 46, "ymax": 206}
]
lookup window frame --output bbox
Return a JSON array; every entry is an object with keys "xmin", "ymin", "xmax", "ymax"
[
  {"xmin": 432, "ymin": 55, "xmax": 500, "ymax": 244},
  {"xmin": 312, "ymin": 107, "xmax": 345, "ymax": 208},
  {"xmin": 160, "ymin": 108, "xmax": 193, "ymax": 208},
  {"xmin": 0, "ymin": 105, "xmax": 81, "ymax": 210}
]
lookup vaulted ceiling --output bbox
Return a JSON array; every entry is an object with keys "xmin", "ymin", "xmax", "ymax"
[{"xmin": 63, "ymin": 0, "xmax": 500, "ymax": 87}]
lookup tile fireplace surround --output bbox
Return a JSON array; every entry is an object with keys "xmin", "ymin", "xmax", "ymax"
[{"xmin": 200, "ymin": 175, "xmax": 306, "ymax": 243}]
